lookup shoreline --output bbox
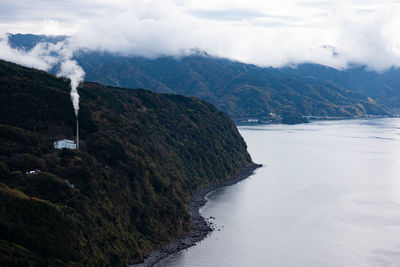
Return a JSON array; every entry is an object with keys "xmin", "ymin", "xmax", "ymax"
[
  {"xmin": 235, "ymin": 114, "xmax": 396, "ymax": 126},
  {"xmin": 132, "ymin": 163, "xmax": 262, "ymax": 267}
]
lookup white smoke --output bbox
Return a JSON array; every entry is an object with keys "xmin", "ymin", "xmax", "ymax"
[
  {"xmin": 0, "ymin": 34, "xmax": 85, "ymax": 117},
  {"xmin": 58, "ymin": 58, "xmax": 84, "ymax": 117}
]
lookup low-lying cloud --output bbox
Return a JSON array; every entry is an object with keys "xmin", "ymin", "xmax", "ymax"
[
  {"xmin": 0, "ymin": 34, "xmax": 84, "ymax": 117},
  {"xmin": 1, "ymin": 0, "xmax": 400, "ymax": 71}
]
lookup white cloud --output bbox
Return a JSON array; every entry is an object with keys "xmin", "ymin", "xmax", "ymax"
[
  {"xmin": 0, "ymin": 33, "xmax": 84, "ymax": 117},
  {"xmin": 1, "ymin": 0, "xmax": 400, "ymax": 70},
  {"xmin": 0, "ymin": 33, "xmax": 56, "ymax": 69}
]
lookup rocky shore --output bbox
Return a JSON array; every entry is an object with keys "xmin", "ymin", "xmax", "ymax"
[{"xmin": 132, "ymin": 163, "xmax": 262, "ymax": 267}]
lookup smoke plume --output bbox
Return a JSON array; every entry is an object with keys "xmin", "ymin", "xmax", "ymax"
[{"xmin": 58, "ymin": 59, "xmax": 84, "ymax": 117}]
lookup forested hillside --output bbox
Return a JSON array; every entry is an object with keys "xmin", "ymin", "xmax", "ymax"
[{"xmin": 0, "ymin": 60, "xmax": 254, "ymax": 266}]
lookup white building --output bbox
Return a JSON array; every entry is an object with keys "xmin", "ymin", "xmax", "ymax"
[
  {"xmin": 26, "ymin": 169, "xmax": 41, "ymax": 175},
  {"xmin": 54, "ymin": 139, "xmax": 77, "ymax": 150}
]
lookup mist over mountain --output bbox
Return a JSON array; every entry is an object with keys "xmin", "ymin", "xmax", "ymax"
[
  {"xmin": 8, "ymin": 33, "xmax": 67, "ymax": 50},
  {"xmin": 7, "ymin": 33, "xmax": 400, "ymax": 121},
  {"xmin": 4, "ymin": 1, "xmax": 400, "ymax": 70}
]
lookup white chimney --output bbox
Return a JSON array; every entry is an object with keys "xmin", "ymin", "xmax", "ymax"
[{"xmin": 76, "ymin": 117, "xmax": 79, "ymax": 150}]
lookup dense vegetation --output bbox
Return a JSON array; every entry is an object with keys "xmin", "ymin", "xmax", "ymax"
[
  {"xmin": 8, "ymin": 34, "xmax": 394, "ymax": 121},
  {"xmin": 0, "ymin": 60, "xmax": 253, "ymax": 266}
]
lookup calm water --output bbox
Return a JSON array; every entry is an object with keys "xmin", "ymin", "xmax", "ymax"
[{"xmin": 157, "ymin": 118, "xmax": 400, "ymax": 267}]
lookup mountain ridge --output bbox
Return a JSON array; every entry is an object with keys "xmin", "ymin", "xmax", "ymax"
[
  {"xmin": 7, "ymin": 33, "xmax": 397, "ymax": 122},
  {"xmin": 75, "ymin": 51, "xmax": 391, "ymax": 119}
]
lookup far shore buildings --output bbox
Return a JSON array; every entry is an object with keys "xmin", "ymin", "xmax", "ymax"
[{"xmin": 54, "ymin": 139, "xmax": 77, "ymax": 150}]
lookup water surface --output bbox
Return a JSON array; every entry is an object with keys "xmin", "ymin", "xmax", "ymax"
[{"xmin": 157, "ymin": 118, "xmax": 400, "ymax": 267}]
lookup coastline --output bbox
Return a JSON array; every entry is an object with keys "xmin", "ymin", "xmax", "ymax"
[
  {"xmin": 132, "ymin": 163, "xmax": 262, "ymax": 267},
  {"xmin": 235, "ymin": 114, "xmax": 395, "ymax": 126}
]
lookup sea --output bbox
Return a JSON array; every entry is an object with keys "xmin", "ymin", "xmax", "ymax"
[{"xmin": 157, "ymin": 118, "xmax": 400, "ymax": 267}]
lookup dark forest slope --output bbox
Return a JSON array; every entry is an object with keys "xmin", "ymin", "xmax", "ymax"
[{"xmin": 0, "ymin": 60, "xmax": 253, "ymax": 266}]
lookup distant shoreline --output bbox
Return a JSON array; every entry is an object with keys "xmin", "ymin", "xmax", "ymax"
[
  {"xmin": 132, "ymin": 163, "xmax": 262, "ymax": 267},
  {"xmin": 235, "ymin": 114, "xmax": 396, "ymax": 126}
]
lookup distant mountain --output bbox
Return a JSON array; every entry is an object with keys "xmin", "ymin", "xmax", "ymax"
[
  {"xmin": 8, "ymin": 34, "xmax": 397, "ymax": 121},
  {"xmin": 7, "ymin": 33, "xmax": 67, "ymax": 50},
  {"xmin": 0, "ymin": 59, "xmax": 253, "ymax": 265},
  {"xmin": 280, "ymin": 63, "xmax": 400, "ymax": 109},
  {"xmin": 74, "ymin": 52, "xmax": 390, "ymax": 120}
]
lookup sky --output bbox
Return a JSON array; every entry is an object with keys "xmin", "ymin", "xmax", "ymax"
[{"xmin": 1, "ymin": 0, "xmax": 400, "ymax": 70}]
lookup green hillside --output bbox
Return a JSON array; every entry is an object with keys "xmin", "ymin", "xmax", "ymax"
[{"xmin": 0, "ymin": 60, "xmax": 254, "ymax": 266}]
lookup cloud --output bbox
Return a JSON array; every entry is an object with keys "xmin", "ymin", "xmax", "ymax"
[
  {"xmin": 1, "ymin": 0, "xmax": 400, "ymax": 70},
  {"xmin": 0, "ymin": 33, "xmax": 84, "ymax": 116},
  {"xmin": 189, "ymin": 9, "xmax": 266, "ymax": 21},
  {"xmin": 0, "ymin": 33, "xmax": 57, "ymax": 69},
  {"xmin": 335, "ymin": 4, "xmax": 400, "ymax": 70}
]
